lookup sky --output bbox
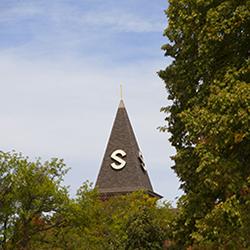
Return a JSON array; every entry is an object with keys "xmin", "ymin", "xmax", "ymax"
[{"xmin": 0, "ymin": 0, "xmax": 183, "ymax": 204}]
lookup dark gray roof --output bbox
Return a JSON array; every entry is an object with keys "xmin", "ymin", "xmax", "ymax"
[{"xmin": 95, "ymin": 100, "xmax": 162, "ymax": 199}]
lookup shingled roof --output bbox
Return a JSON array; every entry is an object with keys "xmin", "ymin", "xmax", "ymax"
[{"xmin": 95, "ymin": 99, "xmax": 162, "ymax": 199}]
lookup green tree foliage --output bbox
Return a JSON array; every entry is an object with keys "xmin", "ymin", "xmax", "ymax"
[
  {"xmin": 0, "ymin": 151, "xmax": 175, "ymax": 249},
  {"xmin": 0, "ymin": 151, "xmax": 69, "ymax": 250},
  {"xmin": 101, "ymin": 192, "xmax": 173, "ymax": 250},
  {"xmin": 159, "ymin": 0, "xmax": 250, "ymax": 248},
  {"xmin": 44, "ymin": 188, "xmax": 174, "ymax": 250},
  {"xmin": 42, "ymin": 182, "xmax": 106, "ymax": 250}
]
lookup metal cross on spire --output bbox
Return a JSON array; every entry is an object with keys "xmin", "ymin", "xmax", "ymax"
[{"xmin": 120, "ymin": 84, "xmax": 123, "ymax": 100}]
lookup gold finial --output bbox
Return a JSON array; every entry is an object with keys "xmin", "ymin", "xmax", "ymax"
[{"xmin": 120, "ymin": 84, "xmax": 123, "ymax": 100}]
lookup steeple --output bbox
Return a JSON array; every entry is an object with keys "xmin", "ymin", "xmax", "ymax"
[{"xmin": 95, "ymin": 98, "xmax": 162, "ymax": 199}]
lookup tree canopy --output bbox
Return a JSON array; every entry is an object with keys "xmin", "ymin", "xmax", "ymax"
[
  {"xmin": 159, "ymin": 0, "xmax": 250, "ymax": 248},
  {"xmin": 0, "ymin": 151, "xmax": 174, "ymax": 250},
  {"xmin": 0, "ymin": 151, "xmax": 69, "ymax": 249}
]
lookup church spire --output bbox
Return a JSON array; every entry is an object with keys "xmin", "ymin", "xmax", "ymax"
[{"xmin": 95, "ymin": 96, "xmax": 162, "ymax": 199}]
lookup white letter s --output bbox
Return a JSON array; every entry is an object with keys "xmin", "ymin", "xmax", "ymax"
[{"xmin": 110, "ymin": 149, "xmax": 127, "ymax": 170}]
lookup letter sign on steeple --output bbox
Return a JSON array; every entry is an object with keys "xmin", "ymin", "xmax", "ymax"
[
  {"xmin": 110, "ymin": 149, "xmax": 126, "ymax": 170},
  {"xmin": 138, "ymin": 151, "xmax": 146, "ymax": 171}
]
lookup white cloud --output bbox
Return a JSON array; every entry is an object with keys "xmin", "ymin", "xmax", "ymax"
[
  {"xmin": 0, "ymin": 1, "xmax": 164, "ymax": 33},
  {"xmin": 0, "ymin": 52, "xmax": 181, "ymax": 203},
  {"xmin": 80, "ymin": 11, "xmax": 163, "ymax": 33},
  {"xmin": 0, "ymin": 0, "xmax": 180, "ymax": 204},
  {"xmin": 0, "ymin": 2, "xmax": 43, "ymax": 22}
]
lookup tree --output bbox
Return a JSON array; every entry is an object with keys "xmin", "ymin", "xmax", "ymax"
[
  {"xmin": 0, "ymin": 151, "xmax": 69, "ymax": 250},
  {"xmin": 48, "ymin": 188, "xmax": 174, "ymax": 250},
  {"xmin": 1, "ymin": 151, "xmax": 175, "ymax": 249},
  {"xmin": 159, "ymin": 0, "xmax": 250, "ymax": 248},
  {"xmin": 102, "ymin": 191, "xmax": 173, "ymax": 250},
  {"xmin": 46, "ymin": 182, "xmax": 106, "ymax": 250}
]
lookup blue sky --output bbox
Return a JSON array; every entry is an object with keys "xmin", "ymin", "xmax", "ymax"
[{"xmin": 0, "ymin": 0, "xmax": 182, "ymax": 204}]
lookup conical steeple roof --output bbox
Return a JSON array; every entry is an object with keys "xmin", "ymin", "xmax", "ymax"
[{"xmin": 95, "ymin": 99, "xmax": 162, "ymax": 199}]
